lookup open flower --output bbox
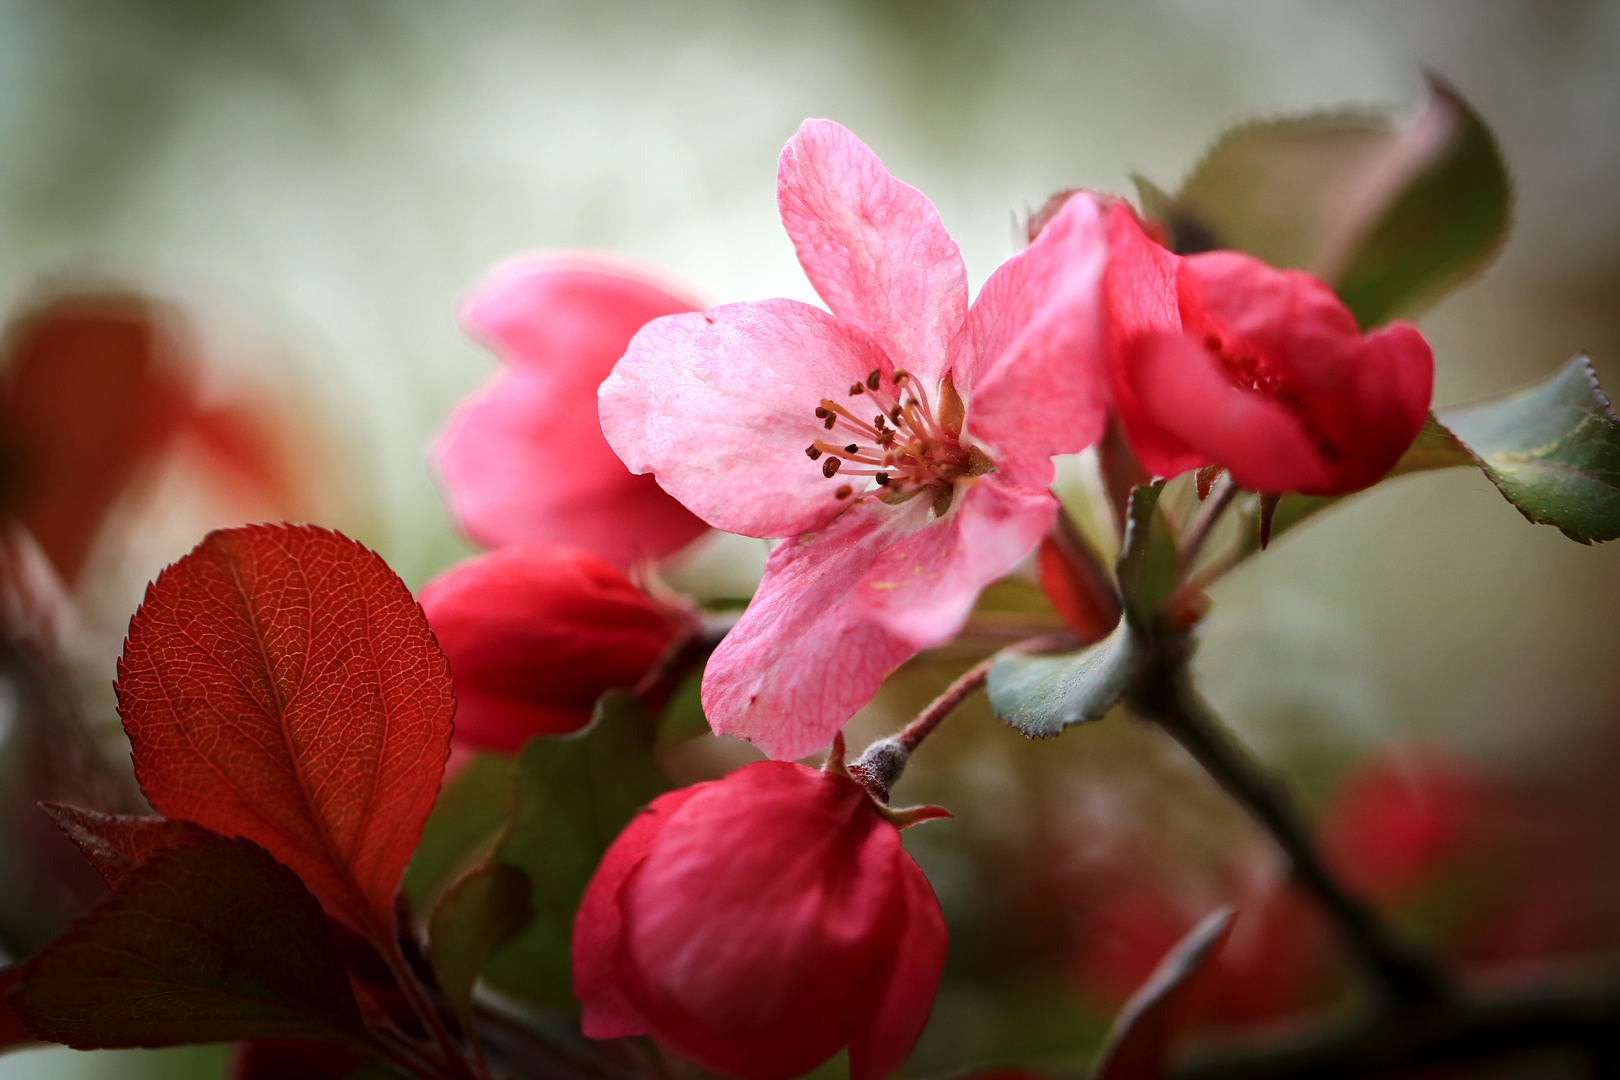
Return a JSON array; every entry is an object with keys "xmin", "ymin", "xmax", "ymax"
[
  {"xmin": 600, "ymin": 120, "xmax": 1110, "ymax": 760},
  {"xmin": 434, "ymin": 254, "xmax": 711, "ymax": 568},
  {"xmin": 573, "ymin": 759, "xmax": 946, "ymax": 1080},
  {"xmin": 419, "ymin": 544, "xmax": 685, "ymax": 751},
  {"xmin": 1102, "ymin": 206, "xmax": 1433, "ymax": 495}
]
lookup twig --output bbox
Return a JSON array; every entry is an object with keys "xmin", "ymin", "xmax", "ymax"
[
  {"xmin": 1173, "ymin": 979, "xmax": 1620, "ymax": 1079},
  {"xmin": 851, "ymin": 632, "xmax": 1074, "ymax": 800},
  {"xmin": 1127, "ymin": 631, "xmax": 1450, "ymax": 1012}
]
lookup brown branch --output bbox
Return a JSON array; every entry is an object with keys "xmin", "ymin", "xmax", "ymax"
[{"xmin": 1127, "ymin": 630, "xmax": 1450, "ymax": 1012}]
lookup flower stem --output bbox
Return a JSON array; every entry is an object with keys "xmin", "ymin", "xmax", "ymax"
[
  {"xmin": 1128, "ymin": 630, "xmax": 1451, "ymax": 1012},
  {"xmin": 852, "ymin": 632, "xmax": 1074, "ymax": 800}
]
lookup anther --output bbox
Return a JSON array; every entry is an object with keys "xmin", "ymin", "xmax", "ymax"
[
  {"xmin": 823, "ymin": 415, "xmax": 837, "ymax": 430},
  {"xmin": 874, "ymin": 415, "xmax": 887, "ymax": 429},
  {"xmin": 834, "ymin": 484, "xmax": 853, "ymax": 499},
  {"xmin": 823, "ymin": 457, "xmax": 842, "ymax": 478},
  {"xmin": 892, "ymin": 370, "xmax": 910, "ymax": 386},
  {"xmin": 849, "ymin": 383, "xmax": 865, "ymax": 396},
  {"xmin": 866, "ymin": 369, "xmax": 882, "ymax": 391},
  {"xmin": 806, "ymin": 446, "xmax": 822, "ymax": 460},
  {"xmin": 844, "ymin": 443, "xmax": 858, "ymax": 454},
  {"xmin": 889, "ymin": 406, "xmax": 903, "ymax": 423},
  {"xmin": 814, "ymin": 406, "xmax": 830, "ymax": 419},
  {"xmin": 875, "ymin": 472, "xmax": 891, "ymax": 486}
]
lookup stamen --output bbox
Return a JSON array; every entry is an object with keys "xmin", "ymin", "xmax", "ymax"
[
  {"xmin": 849, "ymin": 383, "xmax": 865, "ymax": 396},
  {"xmin": 823, "ymin": 457, "xmax": 841, "ymax": 478},
  {"xmin": 866, "ymin": 369, "xmax": 882, "ymax": 391},
  {"xmin": 844, "ymin": 443, "xmax": 858, "ymax": 454},
  {"xmin": 823, "ymin": 415, "xmax": 837, "ymax": 429},
  {"xmin": 892, "ymin": 370, "xmax": 910, "ymax": 386},
  {"xmin": 875, "ymin": 472, "xmax": 890, "ymax": 486},
  {"xmin": 806, "ymin": 446, "xmax": 822, "ymax": 460},
  {"xmin": 814, "ymin": 406, "xmax": 830, "ymax": 419}
]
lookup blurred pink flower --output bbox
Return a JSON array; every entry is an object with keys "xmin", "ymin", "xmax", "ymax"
[
  {"xmin": 600, "ymin": 120, "xmax": 1111, "ymax": 760},
  {"xmin": 434, "ymin": 254, "xmax": 711, "ymax": 568}
]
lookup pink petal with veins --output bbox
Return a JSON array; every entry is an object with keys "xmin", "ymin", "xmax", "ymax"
[
  {"xmin": 958, "ymin": 193, "xmax": 1111, "ymax": 483},
  {"xmin": 779, "ymin": 119, "xmax": 968, "ymax": 389},
  {"xmin": 857, "ymin": 478, "xmax": 1057, "ymax": 648},
  {"xmin": 702, "ymin": 500, "xmax": 932, "ymax": 760},
  {"xmin": 435, "ymin": 254, "xmax": 708, "ymax": 565},
  {"xmin": 600, "ymin": 299, "xmax": 894, "ymax": 540}
]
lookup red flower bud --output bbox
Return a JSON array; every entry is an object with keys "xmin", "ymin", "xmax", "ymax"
[
  {"xmin": 419, "ymin": 543, "xmax": 680, "ymax": 751},
  {"xmin": 1105, "ymin": 206, "xmax": 1433, "ymax": 496},
  {"xmin": 573, "ymin": 761, "xmax": 946, "ymax": 1080}
]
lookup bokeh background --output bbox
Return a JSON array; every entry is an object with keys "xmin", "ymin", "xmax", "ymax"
[{"xmin": 1, "ymin": 1, "xmax": 1618, "ymax": 1076}]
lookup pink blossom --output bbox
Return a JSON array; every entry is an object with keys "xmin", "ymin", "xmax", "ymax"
[
  {"xmin": 600, "ymin": 120, "xmax": 1109, "ymax": 760},
  {"xmin": 434, "ymin": 253, "xmax": 711, "ymax": 568}
]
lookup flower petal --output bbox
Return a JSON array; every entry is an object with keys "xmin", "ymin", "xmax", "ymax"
[
  {"xmin": 600, "ymin": 299, "xmax": 894, "ymax": 539},
  {"xmin": 779, "ymin": 119, "xmax": 968, "ymax": 388},
  {"xmin": 1183, "ymin": 253, "xmax": 1432, "ymax": 493},
  {"xmin": 848, "ymin": 851, "xmax": 947, "ymax": 1080},
  {"xmin": 857, "ymin": 478, "xmax": 1057, "ymax": 648},
  {"xmin": 574, "ymin": 785, "xmax": 705, "ymax": 1040},
  {"xmin": 436, "ymin": 255, "xmax": 708, "ymax": 564},
  {"xmin": 702, "ymin": 499, "xmax": 931, "ymax": 760},
  {"xmin": 419, "ymin": 544, "xmax": 677, "ymax": 751},
  {"xmin": 617, "ymin": 764, "xmax": 899, "ymax": 1080},
  {"xmin": 1129, "ymin": 330, "xmax": 1333, "ymax": 493},
  {"xmin": 958, "ymin": 192, "xmax": 1110, "ymax": 485},
  {"xmin": 1103, "ymin": 207, "xmax": 1209, "ymax": 479}
]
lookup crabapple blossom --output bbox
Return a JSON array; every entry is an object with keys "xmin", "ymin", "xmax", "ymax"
[
  {"xmin": 1100, "ymin": 205, "xmax": 1433, "ymax": 495},
  {"xmin": 435, "ymin": 254, "xmax": 710, "ymax": 567},
  {"xmin": 419, "ymin": 544, "xmax": 684, "ymax": 751},
  {"xmin": 600, "ymin": 120, "xmax": 1111, "ymax": 759},
  {"xmin": 573, "ymin": 758, "xmax": 946, "ymax": 1080}
]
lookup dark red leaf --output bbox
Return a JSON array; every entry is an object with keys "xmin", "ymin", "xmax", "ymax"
[
  {"xmin": 39, "ymin": 803, "xmax": 209, "ymax": 887},
  {"xmin": 0, "ymin": 965, "xmax": 41, "ymax": 1055},
  {"xmin": 233, "ymin": 1039, "xmax": 374, "ymax": 1080},
  {"xmin": 1090, "ymin": 908, "xmax": 1234, "ymax": 1080},
  {"xmin": 11, "ymin": 832, "xmax": 364, "ymax": 1048},
  {"xmin": 116, "ymin": 523, "xmax": 454, "ymax": 943}
]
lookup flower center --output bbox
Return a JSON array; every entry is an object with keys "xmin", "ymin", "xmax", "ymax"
[{"xmin": 804, "ymin": 368, "xmax": 993, "ymax": 517}]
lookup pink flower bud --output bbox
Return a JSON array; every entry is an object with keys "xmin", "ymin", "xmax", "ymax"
[
  {"xmin": 419, "ymin": 544, "xmax": 682, "ymax": 751},
  {"xmin": 573, "ymin": 761, "xmax": 947, "ymax": 1080}
]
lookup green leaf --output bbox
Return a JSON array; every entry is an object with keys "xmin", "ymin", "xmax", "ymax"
[
  {"xmin": 986, "ymin": 618, "xmax": 1144, "ymax": 740},
  {"xmin": 402, "ymin": 752, "xmax": 517, "ymax": 909},
  {"xmin": 1441, "ymin": 355, "xmax": 1620, "ymax": 544},
  {"xmin": 11, "ymin": 833, "xmax": 363, "ymax": 1049},
  {"xmin": 1090, "ymin": 909, "xmax": 1234, "ymax": 1080},
  {"xmin": 1148, "ymin": 79, "xmax": 1511, "ymax": 326},
  {"xmin": 1115, "ymin": 481, "xmax": 1176, "ymax": 624},
  {"xmin": 482, "ymin": 691, "xmax": 669, "ymax": 1011},
  {"xmin": 428, "ymin": 863, "xmax": 533, "ymax": 1043},
  {"xmin": 1334, "ymin": 82, "xmax": 1512, "ymax": 329}
]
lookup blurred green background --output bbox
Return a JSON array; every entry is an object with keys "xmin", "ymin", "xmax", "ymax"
[{"xmin": 1, "ymin": 1, "xmax": 1618, "ymax": 1076}]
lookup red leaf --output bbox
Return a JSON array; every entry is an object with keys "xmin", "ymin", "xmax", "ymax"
[
  {"xmin": 0, "ymin": 965, "xmax": 41, "ymax": 1056},
  {"xmin": 11, "ymin": 833, "xmax": 364, "ymax": 1049},
  {"xmin": 233, "ymin": 1039, "xmax": 372, "ymax": 1080},
  {"xmin": 39, "ymin": 803, "xmax": 209, "ymax": 887},
  {"xmin": 116, "ymin": 524, "xmax": 454, "ymax": 943}
]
